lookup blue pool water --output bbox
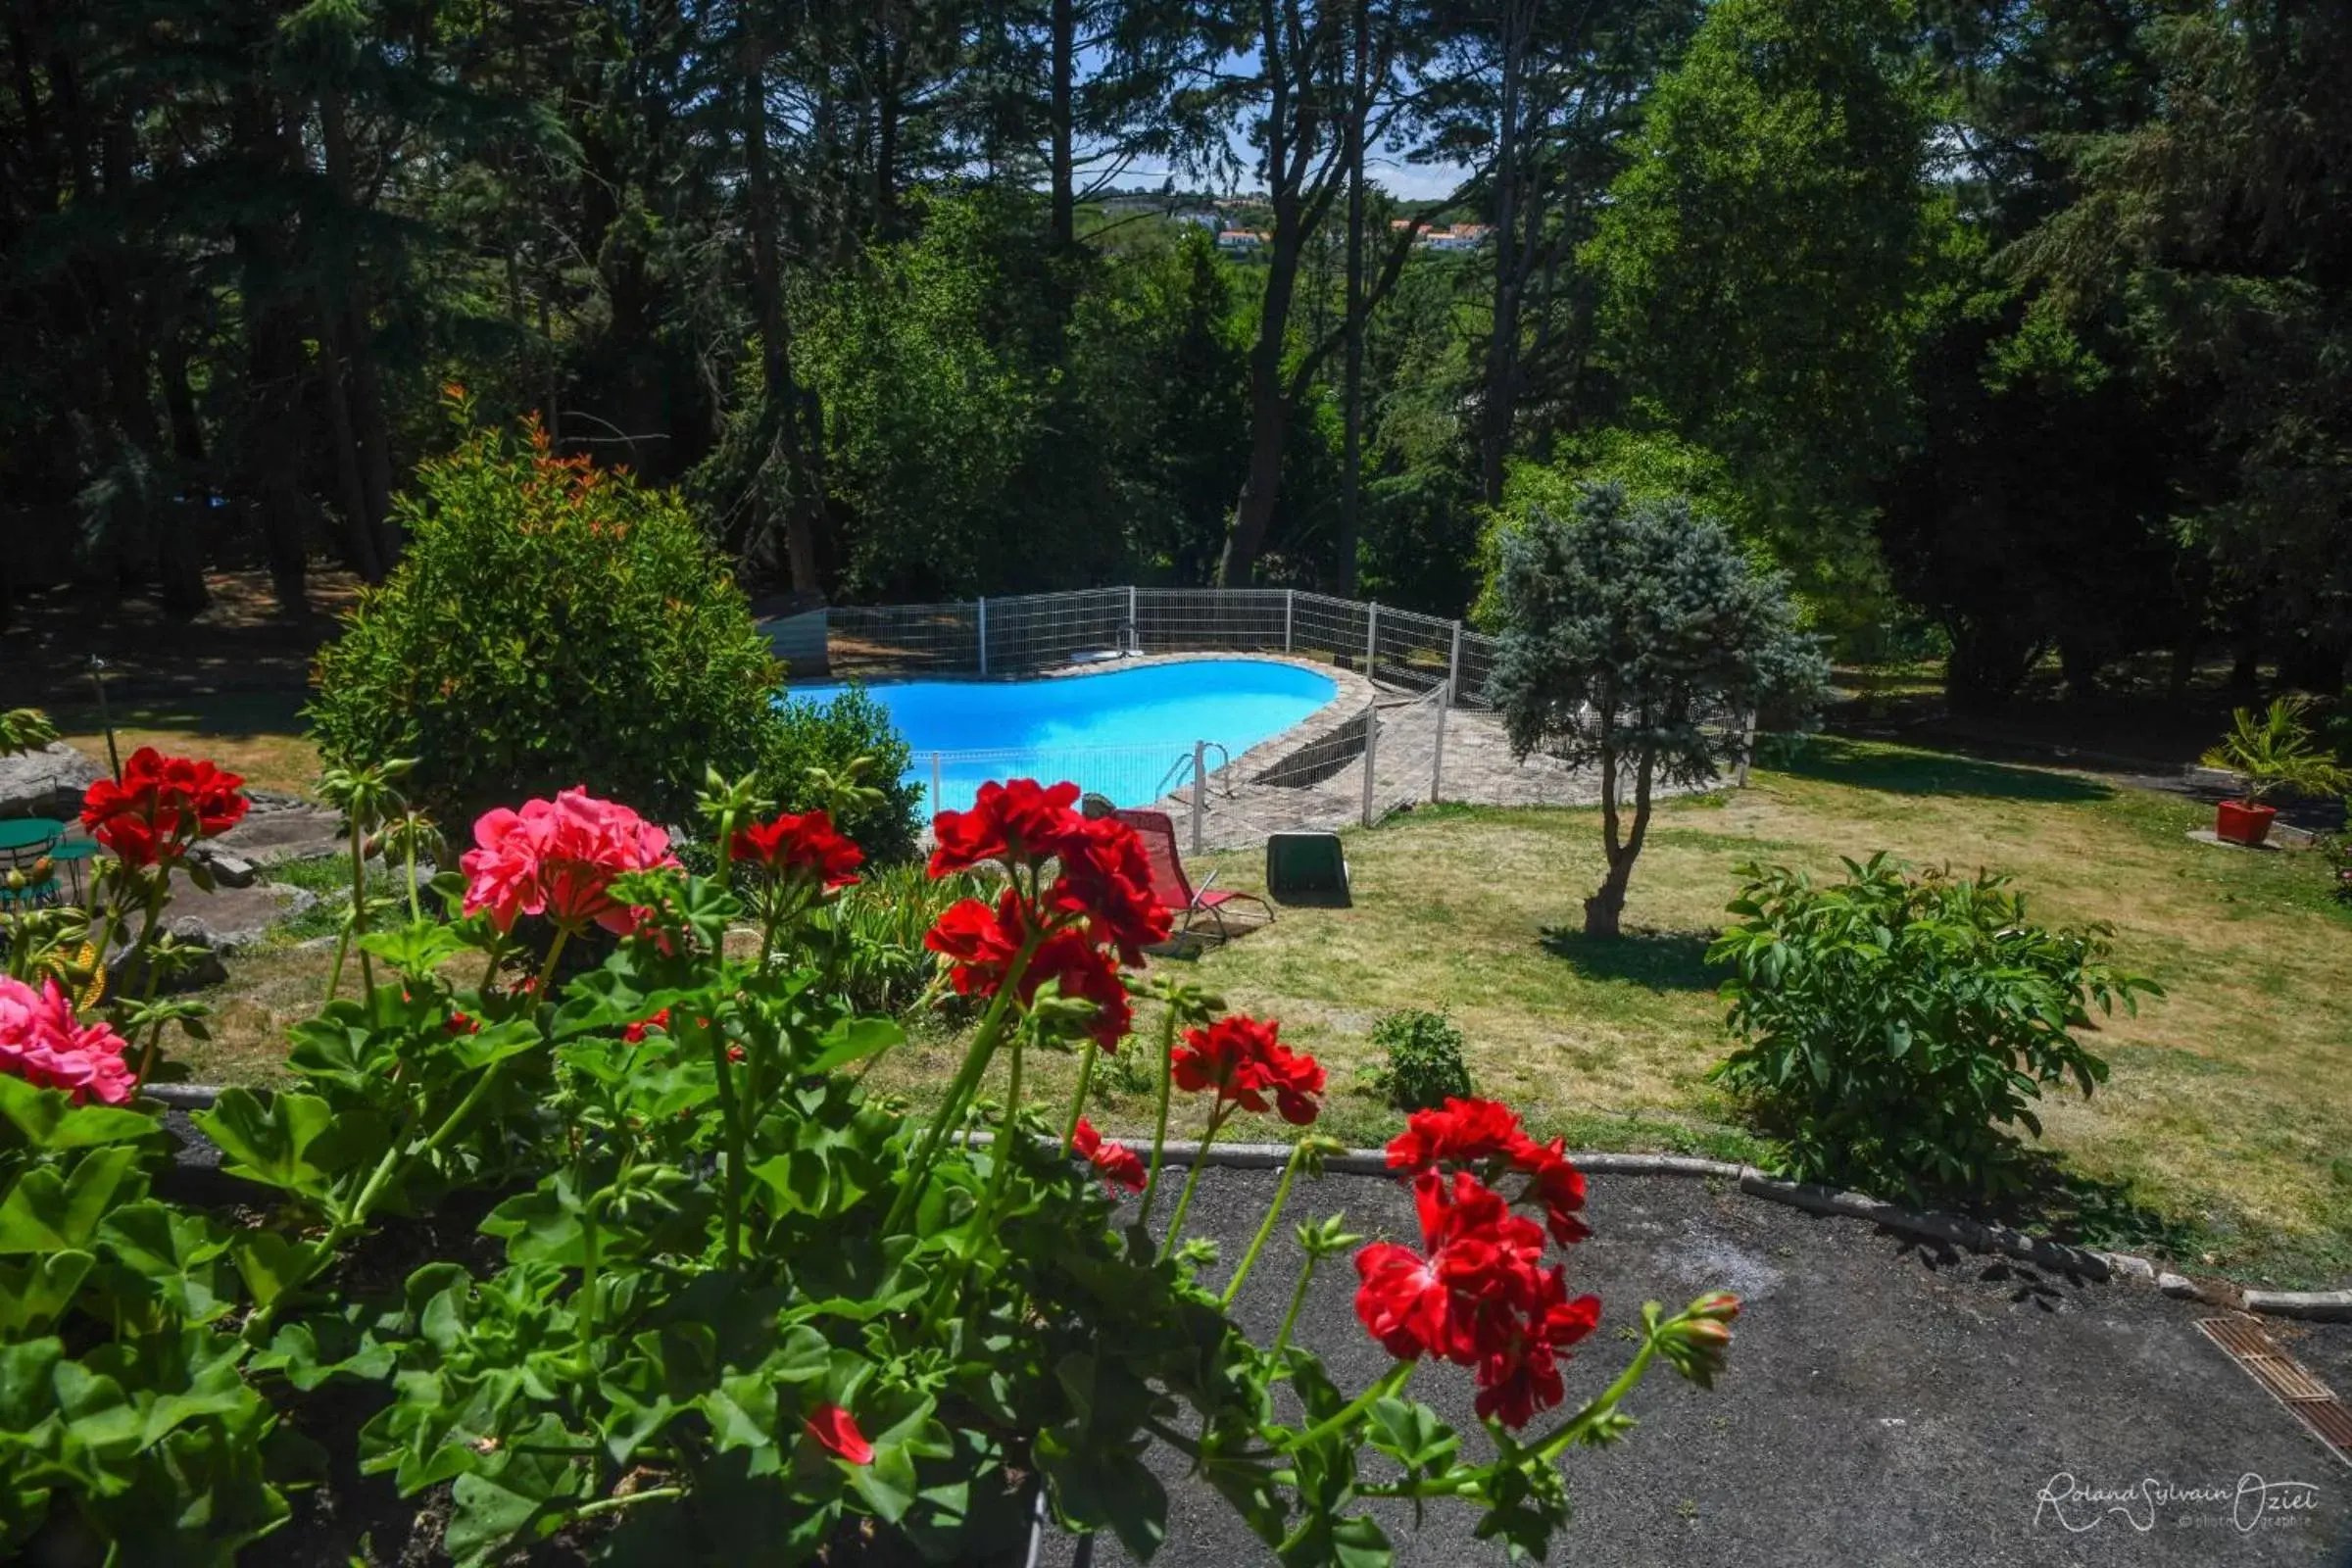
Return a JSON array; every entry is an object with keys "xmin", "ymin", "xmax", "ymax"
[{"xmin": 787, "ymin": 659, "xmax": 1337, "ymax": 813}]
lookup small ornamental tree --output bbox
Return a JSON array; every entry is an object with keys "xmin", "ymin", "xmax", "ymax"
[{"xmin": 1486, "ymin": 482, "xmax": 1831, "ymax": 937}]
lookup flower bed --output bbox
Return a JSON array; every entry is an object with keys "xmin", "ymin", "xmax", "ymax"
[{"xmin": 0, "ymin": 749, "xmax": 1739, "ymax": 1565}]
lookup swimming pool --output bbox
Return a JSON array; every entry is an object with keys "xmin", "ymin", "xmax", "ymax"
[{"xmin": 787, "ymin": 659, "xmax": 1338, "ymax": 813}]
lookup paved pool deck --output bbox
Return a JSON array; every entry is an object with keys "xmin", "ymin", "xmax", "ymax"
[{"xmin": 1051, "ymin": 1167, "xmax": 2352, "ymax": 1567}]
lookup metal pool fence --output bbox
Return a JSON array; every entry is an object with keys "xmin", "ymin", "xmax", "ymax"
[
  {"xmin": 772, "ymin": 586, "xmax": 1717, "ymax": 852},
  {"xmin": 804, "ymin": 586, "xmax": 1490, "ymax": 704}
]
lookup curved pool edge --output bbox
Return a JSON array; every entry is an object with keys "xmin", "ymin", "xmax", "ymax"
[{"xmin": 795, "ymin": 651, "xmax": 1384, "ymax": 819}]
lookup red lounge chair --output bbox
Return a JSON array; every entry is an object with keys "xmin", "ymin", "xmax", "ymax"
[{"xmin": 1113, "ymin": 808, "xmax": 1274, "ymax": 944}]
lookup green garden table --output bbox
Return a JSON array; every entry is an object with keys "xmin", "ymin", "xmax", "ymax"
[
  {"xmin": 0, "ymin": 818, "xmax": 65, "ymax": 909},
  {"xmin": 47, "ymin": 839, "xmax": 99, "ymax": 905}
]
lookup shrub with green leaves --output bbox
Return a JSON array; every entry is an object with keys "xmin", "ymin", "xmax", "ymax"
[
  {"xmin": 308, "ymin": 399, "xmax": 790, "ymax": 833},
  {"xmin": 765, "ymin": 687, "xmax": 922, "ymax": 864},
  {"xmin": 1370, "ymin": 1009, "xmax": 1474, "ymax": 1111},
  {"xmin": 1708, "ymin": 854, "xmax": 2160, "ymax": 1200}
]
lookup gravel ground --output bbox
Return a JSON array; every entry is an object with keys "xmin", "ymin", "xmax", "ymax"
[{"xmin": 1050, "ymin": 1167, "xmax": 2352, "ymax": 1568}]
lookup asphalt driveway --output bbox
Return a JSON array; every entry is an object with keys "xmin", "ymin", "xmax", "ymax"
[{"xmin": 1054, "ymin": 1167, "xmax": 2352, "ymax": 1568}]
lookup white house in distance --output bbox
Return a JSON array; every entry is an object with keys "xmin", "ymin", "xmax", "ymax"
[{"xmin": 1216, "ymin": 229, "xmax": 1266, "ymax": 252}]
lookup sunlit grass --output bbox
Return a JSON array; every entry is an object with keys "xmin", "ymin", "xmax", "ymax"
[{"xmin": 187, "ymin": 735, "xmax": 2352, "ymax": 1286}]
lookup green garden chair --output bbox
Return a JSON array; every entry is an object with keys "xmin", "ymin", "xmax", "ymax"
[{"xmin": 1264, "ymin": 831, "xmax": 1349, "ymax": 906}]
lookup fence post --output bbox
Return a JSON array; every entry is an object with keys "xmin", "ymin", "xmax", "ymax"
[
  {"xmin": 931, "ymin": 752, "xmax": 944, "ymax": 814},
  {"xmin": 1735, "ymin": 710, "xmax": 1759, "ymax": 789},
  {"xmin": 1360, "ymin": 704, "xmax": 1379, "ymax": 827},
  {"xmin": 1127, "ymin": 583, "xmax": 1139, "ymax": 652},
  {"xmin": 1447, "ymin": 620, "xmax": 1463, "ymax": 704},
  {"xmin": 1284, "ymin": 589, "xmax": 1295, "ymax": 653},
  {"xmin": 1431, "ymin": 687, "xmax": 1448, "ymax": 804},
  {"xmin": 1190, "ymin": 740, "xmax": 1207, "ymax": 858},
  {"xmin": 976, "ymin": 597, "xmax": 989, "ymax": 675},
  {"xmin": 1364, "ymin": 601, "xmax": 1379, "ymax": 679}
]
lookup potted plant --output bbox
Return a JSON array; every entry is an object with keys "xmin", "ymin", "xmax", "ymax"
[{"xmin": 2200, "ymin": 696, "xmax": 2351, "ymax": 846}]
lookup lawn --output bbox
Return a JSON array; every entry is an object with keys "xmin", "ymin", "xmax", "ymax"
[{"xmin": 178, "ymin": 735, "xmax": 2351, "ymax": 1288}]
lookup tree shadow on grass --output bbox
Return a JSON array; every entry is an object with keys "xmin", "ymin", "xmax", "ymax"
[
  {"xmin": 1540, "ymin": 926, "xmax": 1722, "ymax": 992},
  {"xmin": 1984, "ymin": 1154, "xmax": 2207, "ymax": 1259},
  {"xmin": 1777, "ymin": 735, "xmax": 2113, "ymax": 805}
]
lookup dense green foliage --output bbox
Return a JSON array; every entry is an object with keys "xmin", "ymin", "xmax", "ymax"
[
  {"xmin": 1369, "ymin": 1009, "xmax": 1474, "ymax": 1112},
  {"xmin": 762, "ymin": 691, "xmax": 923, "ymax": 865},
  {"xmin": 7, "ymin": 0, "xmax": 2347, "ymax": 700},
  {"xmin": 308, "ymin": 407, "xmax": 786, "ymax": 831},
  {"xmin": 1487, "ymin": 483, "xmax": 1831, "ymax": 936},
  {"xmin": 1709, "ymin": 855, "xmax": 2159, "ymax": 1199}
]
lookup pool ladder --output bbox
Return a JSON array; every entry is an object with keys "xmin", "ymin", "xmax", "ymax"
[{"xmin": 1153, "ymin": 742, "xmax": 1233, "ymax": 806}]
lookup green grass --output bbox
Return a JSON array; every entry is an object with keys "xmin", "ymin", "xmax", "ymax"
[
  {"xmin": 1160, "ymin": 737, "xmax": 2352, "ymax": 1288},
  {"xmin": 183, "ymin": 736, "xmax": 2352, "ymax": 1287}
]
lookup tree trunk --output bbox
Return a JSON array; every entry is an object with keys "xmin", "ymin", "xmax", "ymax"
[
  {"xmin": 743, "ymin": 24, "xmax": 825, "ymax": 596},
  {"xmin": 1480, "ymin": 1, "xmax": 1532, "ymax": 507},
  {"xmin": 155, "ymin": 335, "xmax": 211, "ymax": 617},
  {"xmin": 1584, "ymin": 739, "xmax": 1653, "ymax": 939},
  {"xmin": 1221, "ymin": 246, "xmax": 1300, "ymax": 588},
  {"xmin": 318, "ymin": 294, "xmax": 384, "ymax": 583},
  {"xmin": 1335, "ymin": 0, "xmax": 1369, "ymax": 598},
  {"xmin": 1050, "ymin": 0, "xmax": 1075, "ymax": 252}
]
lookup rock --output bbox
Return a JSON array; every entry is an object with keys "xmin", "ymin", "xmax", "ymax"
[
  {"xmin": 161, "ymin": 878, "xmax": 314, "ymax": 952},
  {"xmin": 192, "ymin": 847, "xmax": 259, "ymax": 888},
  {"xmin": 210, "ymin": 802, "xmax": 349, "ymax": 867},
  {"xmin": 0, "ymin": 742, "xmax": 103, "ymax": 819}
]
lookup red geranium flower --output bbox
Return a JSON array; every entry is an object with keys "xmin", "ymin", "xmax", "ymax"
[
  {"xmin": 929, "ymin": 777, "xmax": 1084, "ymax": 876},
  {"xmin": 460, "ymin": 787, "xmax": 680, "ymax": 936},
  {"xmin": 1350, "ymin": 1167, "xmax": 1600, "ymax": 1427},
  {"xmin": 1071, "ymin": 1116, "xmax": 1146, "ymax": 1192},
  {"xmin": 804, "ymin": 1402, "xmax": 873, "ymax": 1464},
  {"xmin": 1043, "ymin": 812, "xmax": 1172, "ymax": 962},
  {"xmin": 732, "ymin": 808, "xmax": 862, "ymax": 890},
  {"xmin": 1171, "ymin": 1014, "xmax": 1324, "ymax": 1125},
  {"xmin": 1387, "ymin": 1097, "xmax": 1590, "ymax": 1247},
  {"xmin": 924, "ymin": 891, "xmax": 1132, "ymax": 1048},
  {"xmin": 621, "ymin": 1006, "xmax": 670, "ymax": 1044},
  {"xmin": 79, "ymin": 748, "xmax": 250, "ymax": 868}
]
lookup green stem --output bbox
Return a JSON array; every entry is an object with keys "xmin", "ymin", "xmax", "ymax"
[
  {"xmin": 1284, "ymin": 1362, "xmax": 1412, "ymax": 1453},
  {"xmin": 123, "ymin": 882, "xmax": 169, "ymax": 1084},
  {"xmin": 1271, "ymin": 1251, "xmax": 1318, "ymax": 1361},
  {"xmin": 1222, "ymin": 1143, "xmax": 1306, "ymax": 1305},
  {"xmin": 1534, "ymin": 1330, "xmax": 1662, "ymax": 1462},
  {"xmin": 1137, "ymin": 1004, "xmax": 1182, "ymax": 1221},
  {"xmin": 976, "ymin": 1030, "xmax": 1025, "ymax": 1227},
  {"xmin": 350, "ymin": 819, "xmax": 376, "ymax": 1018},
  {"xmin": 885, "ymin": 930, "xmax": 1044, "ymax": 1231},
  {"xmin": 565, "ymin": 1487, "xmax": 685, "ymax": 1524},
  {"xmin": 324, "ymin": 927, "xmax": 352, "ymax": 1004},
  {"xmin": 707, "ymin": 1014, "xmax": 745, "ymax": 1268},
  {"xmin": 1059, "ymin": 1040, "xmax": 1099, "ymax": 1154},
  {"xmin": 1160, "ymin": 1103, "xmax": 1227, "ymax": 1256},
  {"xmin": 404, "ymin": 834, "xmax": 420, "ymax": 923}
]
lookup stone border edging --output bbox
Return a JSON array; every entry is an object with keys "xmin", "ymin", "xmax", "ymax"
[{"xmin": 142, "ymin": 1087, "xmax": 2352, "ymax": 1324}]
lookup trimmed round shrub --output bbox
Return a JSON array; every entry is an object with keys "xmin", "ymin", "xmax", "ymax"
[{"xmin": 309, "ymin": 405, "xmax": 788, "ymax": 831}]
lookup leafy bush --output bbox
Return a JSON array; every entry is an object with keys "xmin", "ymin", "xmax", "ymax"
[
  {"xmin": 1370, "ymin": 1008, "xmax": 1474, "ymax": 1111},
  {"xmin": 766, "ymin": 687, "xmax": 922, "ymax": 863},
  {"xmin": 1708, "ymin": 854, "xmax": 2160, "ymax": 1200},
  {"xmin": 309, "ymin": 398, "xmax": 787, "ymax": 831},
  {"xmin": 2321, "ymin": 831, "xmax": 2352, "ymax": 906},
  {"xmin": 819, "ymin": 860, "xmax": 992, "ymax": 1013}
]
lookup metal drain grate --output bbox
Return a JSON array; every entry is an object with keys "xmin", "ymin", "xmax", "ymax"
[{"xmin": 2198, "ymin": 1316, "xmax": 2352, "ymax": 1468}]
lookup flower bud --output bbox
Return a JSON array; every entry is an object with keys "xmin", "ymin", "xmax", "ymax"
[{"xmin": 1688, "ymin": 1290, "xmax": 1741, "ymax": 1323}]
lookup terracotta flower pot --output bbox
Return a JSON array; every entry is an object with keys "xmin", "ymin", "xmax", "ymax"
[{"xmin": 2215, "ymin": 799, "xmax": 2278, "ymax": 847}]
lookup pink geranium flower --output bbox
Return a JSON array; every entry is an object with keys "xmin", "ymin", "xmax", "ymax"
[
  {"xmin": 460, "ymin": 788, "xmax": 680, "ymax": 936},
  {"xmin": 0, "ymin": 975, "xmax": 136, "ymax": 1105}
]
